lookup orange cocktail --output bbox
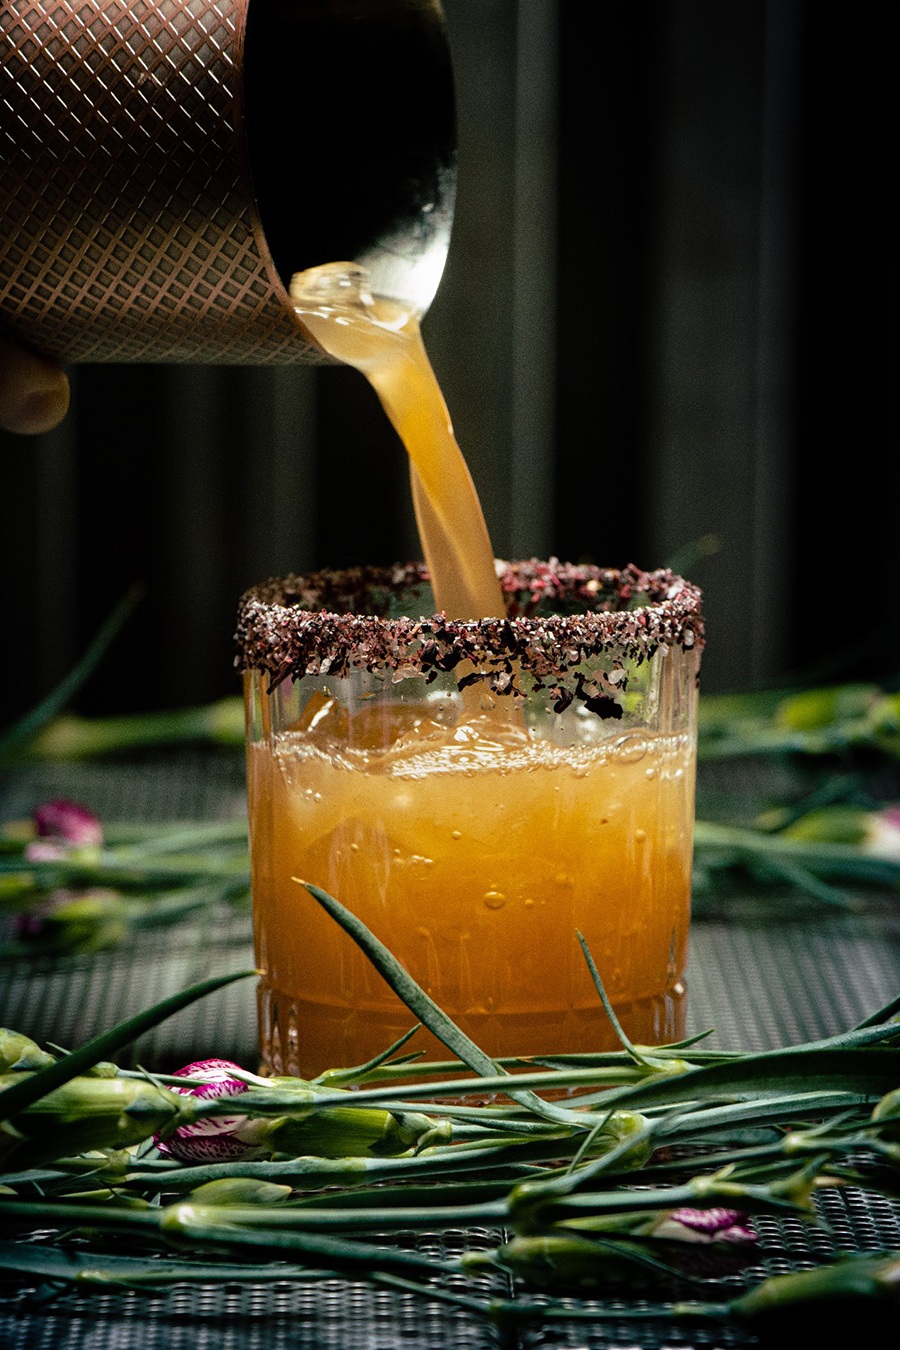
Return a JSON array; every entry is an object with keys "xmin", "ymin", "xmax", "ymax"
[{"xmin": 237, "ymin": 561, "xmax": 703, "ymax": 1077}]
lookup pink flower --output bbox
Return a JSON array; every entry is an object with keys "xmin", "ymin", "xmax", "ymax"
[
  {"xmin": 25, "ymin": 840, "xmax": 71, "ymax": 863},
  {"xmin": 655, "ymin": 1206, "xmax": 757, "ymax": 1244},
  {"xmin": 865, "ymin": 806, "xmax": 900, "ymax": 862},
  {"xmin": 12, "ymin": 888, "xmax": 126, "ymax": 953},
  {"xmin": 26, "ymin": 799, "xmax": 103, "ymax": 859},
  {"xmin": 155, "ymin": 1058, "xmax": 261, "ymax": 1163}
]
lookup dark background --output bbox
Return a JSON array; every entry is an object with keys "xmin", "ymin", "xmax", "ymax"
[{"xmin": 1, "ymin": 0, "xmax": 897, "ymax": 723}]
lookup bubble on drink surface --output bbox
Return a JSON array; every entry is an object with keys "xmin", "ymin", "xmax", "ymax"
[
  {"xmin": 612, "ymin": 733, "xmax": 649, "ymax": 765},
  {"xmin": 483, "ymin": 890, "xmax": 506, "ymax": 910}
]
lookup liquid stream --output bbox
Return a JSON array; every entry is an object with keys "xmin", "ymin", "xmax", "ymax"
[{"xmin": 291, "ymin": 263, "xmax": 505, "ymax": 621}]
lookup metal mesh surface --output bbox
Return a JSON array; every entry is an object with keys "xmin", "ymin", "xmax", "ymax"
[{"xmin": 1, "ymin": 752, "xmax": 899, "ymax": 1348}]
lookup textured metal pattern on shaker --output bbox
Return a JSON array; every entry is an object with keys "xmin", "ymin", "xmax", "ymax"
[{"xmin": 0, "ymin": 0, "xmax": 317, "ymax": 363}]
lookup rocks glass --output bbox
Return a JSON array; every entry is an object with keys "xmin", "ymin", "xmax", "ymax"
[{"xmin": 236, "ymin": 560, "xmax": 703, "ymax": 1077}]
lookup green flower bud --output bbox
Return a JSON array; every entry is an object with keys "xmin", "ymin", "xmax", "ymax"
[
  {"xmin": 600, "ymin": 1110, "xmax": 656, "ymax": 1169},
  {"xmin": 0, "ymin": 1072, "xmax": 183, "ymax": 1166},
  {"xmin": 183, "ymin": 1178, "xmax": 293, "ymax": 1206},
  {"xmin": 0, "ymin": 1029, "xmax": 54, "ymax": 1074},
  {"xmin": 732, "ymin": 1252, "xmax": 900, "ymax": 1319},
  {"xmin": 871, "ymin": 1086, "xmax": 900, "ymax": 1141},
  {"xmin": 781, "ymin": 806, "xmax": 870, "ymax": 846},
  {"xmin": 263, "ymin": 1105, "xmax": 439, "ymax": 1159},
  {"xmin": 14, "ymin": 889, "xmax": 129, "ymax": 956},
  {"xmin": 870, "ymin": 692, "xmax": 900, "ymax": 754},
  {"xmin": 468, "ymin": 1233, "xmax": 638, "ymax": 1291}
]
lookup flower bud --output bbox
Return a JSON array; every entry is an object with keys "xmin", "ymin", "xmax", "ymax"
[
  {"xmin": 32, "ymin": 799, "xmax": 103, "ymax": 849},
  {"xmin": 871, "ymin": 1086, "xmax": 900, "ymax": 1142},
  {"xmin": 466, "ymin": 1233, "xmax": 643, "ymax": 1291},
  {"xmin": 863, "ymin": 806, "xmax": 900, "ymax": 862},
  {"xmin": 655, "ymin": 1206, "xmax": 756, "ymax": 1243},
  {"xmin": 183, "ymin": 1178, "xmax": 292, "ymax": 1206},
  {"xmin": 13, "ymin": 889, "xmax": 128, "ymax": 955},
  {"xmin": 0, "ymin": 1073, "xmax": 181, "ymax": 1166},
  {"xmin": 733, "ymin": 1252, "xmax": 900, "ymax": 1319},
  {"xmin": 263, "ymin": 1105, "xmax": 442, "ymax": 1159},
  {"xmin": 155, "ymin": 1059, "xmax": 262, "ymax": 1163},
  {"xmin": 0, "ymin": 1029, "xmax": 55, "ymax": 1073},
  {"xmin": 781, "ymin": 805, "xmax": 869, "ymax": 846}
]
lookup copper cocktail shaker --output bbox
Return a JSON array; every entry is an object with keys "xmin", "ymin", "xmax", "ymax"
[{"xmin": 0, "ymin": 0, "xmax": 455, "ymax": 363}]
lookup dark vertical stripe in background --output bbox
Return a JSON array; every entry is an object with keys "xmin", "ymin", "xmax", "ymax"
[{"xmin": 1, "ymin": 1, "xmax": 897, "ymax": 720}]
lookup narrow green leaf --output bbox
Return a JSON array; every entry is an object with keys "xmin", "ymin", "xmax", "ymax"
[
  {"xmin": 302, "ymin": 882, "xmax": 588, "ymax": 1129},
  {"xmin": 576, "ymin": 931, "xmax": 650, "ymax": 1064},
  {"xmin": 853, "ymin": 992, "xmax": 900, "ymax": 1030},
  {"xmin": 314, "ymin": 1025, "xmax": 423, "ymax": 1087},
  {"xmin": 749, "ymin": 856, "xmax": 853, "ymax": 909},
  {"xmin": 0, "ymin": 585, "xmax": 143, "ymax": 761},
  {"xmin": 573, "ymin": 1046, "xmax": 900, "ymax": 1114}
]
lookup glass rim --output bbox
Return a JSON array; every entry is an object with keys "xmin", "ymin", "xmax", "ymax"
[{"xmin": 235, "ymin": 559, "xmax": 703, "ymax": 714}]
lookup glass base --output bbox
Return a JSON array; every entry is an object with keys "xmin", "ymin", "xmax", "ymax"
[{"xmin": 256, "ymin": 978, "xmax": 687, "ymax": 1079}]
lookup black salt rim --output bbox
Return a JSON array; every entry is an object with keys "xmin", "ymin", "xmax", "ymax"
[{"xmin": 234, "ymin": 559, "xmax": 704, "ymax": 715}]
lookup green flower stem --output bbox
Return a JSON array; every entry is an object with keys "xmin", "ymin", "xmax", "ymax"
[
  {"xmin": 693, "ymin": 820, "xmax": 900, "ymax": 885},
  {"xmin": 304, "ymin": 882, "xmax": 588, "ymax": 1131},
  {"xmin": 583, "ymin": 1089, "xmax": 874, "ymax": 1132},
  {"xmin": 111, "ymin": 820, "xmax": 248, "ymax": 856},
  {"xmin": 240, "ymin": 1041, "xmax": 896, "ymax": 1119},
  {"xmin": 286, "ymin": 1176, "xmax": 539, "ymax": 1211},
  {"xmin": 0, "ymin": 1198, "xmax": 454, "ymax": 1281},
  {"xmin": 20, "ymin": 698, "xmax": 245, "ymax": 761},
  {"xmin": 120, "ymin": 1138, "xmax": 604, "ymax": 1198},
  {"xmin": 124, "ymin": 879, "xmax": 250, "ymax": 931},
  {"xmin": 743, "ymin": 856, "xmax": 854, "ymax": 909},
  {"xmin": 126, "ymin": 1135, "xmax": 597, "ymax": 1195},
  {"xmin": 314, "ymin": 1043, "xmax": 737, "ymax": 1089},
  {"xmin": 0, "ymin": 854, "xmax": 249, "ymax": 889},
  {"xmin": 0, "ymin": 1159, "xmax": 808, "ymax": 1242},
  {"xmin": 0, "ymin": 1239, "xmax": 334, "ymax": 1290},
  {"xmin": 641, "ymin": 1091, "xmax": 877, "ymax": 1152},
  {"xmin": 697, "ymin": 720, "xmax": 874, "ymax": 760},
  {"xmin": 182, "ymin": 1198, "xmax": 509, "ymax": 1234},
  {"xmin": 204, "ymin": 1069, "xmax": 658, "ymax": 1111},
  {"xmin": 554, "ymin": 1046, "xmax": 900, "ymax": 1119},
  {"xmin": 535, "ymin": 1171, "xmax": 817, "ymax": 1226}
]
